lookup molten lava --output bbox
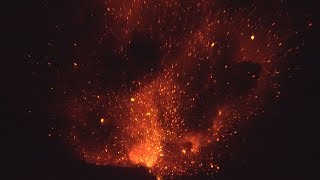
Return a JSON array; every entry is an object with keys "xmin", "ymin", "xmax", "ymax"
[{"xmin": 57, "ymin": 0, "xmax": 295, "ymax": 177}]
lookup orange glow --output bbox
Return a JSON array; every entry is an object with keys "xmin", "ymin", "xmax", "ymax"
[
  {"xmin": 181, "ymin": 149, "xmax": 187, "ymax": 154},
  {"xmin": 129, "ymin": 142, "xmax": 162, "ymax": 168},
  {"xmin": 100, "ymin": 118, "xmax": 105, "ymax": 123},
  {"xmin": 64, "ymin": 0, "xmax": 288, "ymax": 177}
]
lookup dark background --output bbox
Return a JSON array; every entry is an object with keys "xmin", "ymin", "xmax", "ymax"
[{"xmin": 3, "ymin": 0, "xmax": 319, "ymax": 179}]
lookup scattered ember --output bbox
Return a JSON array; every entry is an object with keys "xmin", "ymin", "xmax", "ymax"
[{"xmin": 44, "ymin": 0, "xmax": 302, "ymax": 178}]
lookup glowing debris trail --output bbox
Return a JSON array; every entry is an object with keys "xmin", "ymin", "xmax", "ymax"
[{"xmin": 62, "ymin": 0, "xmax": 290, "ymax": 177}]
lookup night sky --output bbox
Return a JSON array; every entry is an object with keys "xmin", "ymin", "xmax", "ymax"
[{"xmin": 3, "ymin": 0, "xmax": 320, "ymax": 179}]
